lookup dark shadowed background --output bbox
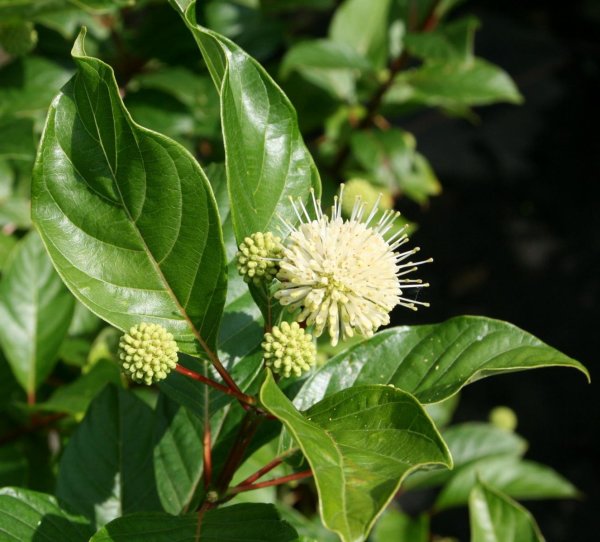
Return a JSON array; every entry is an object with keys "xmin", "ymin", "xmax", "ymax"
[{"xmin": 393, "ymin": 1, "xmax": 599, "ymax": 539}]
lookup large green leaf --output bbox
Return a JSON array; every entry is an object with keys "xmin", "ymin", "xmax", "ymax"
[
  {"xmin": 405, "ymin": 422, "xmax": 527, "ymax": 491},
  {"xmin": 260, "ymin": 372, "xmax": 452, "ymax": 542},
  {"xmin": 0, "ymin": 231, "xmax": 75, "ymax": 396},
  {"xmin": 152, "ymin": 394, "xmax": 204, "ymax": 515},
  {"xmin": 56, "ymin": 385, "xmax": 162, "ymax": 529},
  {"xmin": 387, "ymin": 58, "xmax": 523, "ymax": 108},
  {"xmin": 329, "ymin": 0, "xmax": 391, "ymax": 69},
  {"xmin": 469, "ymin": 481, "xmax": 544, "ymax": 542},
  {"xmin": 169, "ymin": 0, "xmax": 321, "ymax": 243},
  {"xmin": 294, "ymin": 316, "xmax": 589, "ymax": 410},
  {"xmin": 435, "ymin": 455, "xmax": 578, "ymax": 510},
  {"xmin": 90, "ymin": 504, "xmax": 298, "ymax": 542},
  {"xmin": 31, "ymin": 29, "xmax": 227, "ymax": 355},
  {"xmin": 0, "ymin": 487, "xmax": 92, "ymax": 542}
]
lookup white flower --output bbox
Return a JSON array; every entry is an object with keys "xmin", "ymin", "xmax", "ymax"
[{"xmin": 275, "ymin": 186, "xmax": 431, "ymax": 346}]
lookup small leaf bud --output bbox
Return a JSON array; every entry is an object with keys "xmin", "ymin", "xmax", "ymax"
[
  {"xmin": 118, "ymin": 323, "xmax": 179, "ymax": 385},
  {"xmin": 262, "ymin": 322, "xmax": 316, "ymax": 378},
  {"xmin": 236, "ymin": 231, "xmax": 283, "ymax": 286},
  {"xmin": 489, "ymin": 406, "xmax": 518, "ymax": 432}
]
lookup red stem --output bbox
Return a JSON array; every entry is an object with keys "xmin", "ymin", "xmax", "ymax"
[
  {"xmin": 237, "ymin": 457, "xmax": 284, "ymax": 487},
  {"xmin": 214, "ymin": 412, "xmax": 262, "ymax": 494},
  {"xmin": 236, "ymin": 448, "xmax": 298, "ymax": 487},
  {"xmin": 203, "ymin": 419, "xmax": 212, "ymax": 489},
  {"xmin": 228, "ymin": 469, "xmax": 313, "ymax": 495},
  {"xmin": 175, "ymin": 364, "xmax": 256, "ymax": 407}
]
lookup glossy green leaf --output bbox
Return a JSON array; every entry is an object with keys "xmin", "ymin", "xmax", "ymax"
[
  {"xmin": 0, "ymin": 117, "xmax": 34, "ymax": 160},
  {"xmin": 405, "ymin": 422, "xmax": 527, "ymax": 491},
  {"xmin": 261, "ymin": 372, "xmax": 452, "ymax": 542},
  {"xmin": 32, "ymin": 29, "xmax": 227, "ymax": 355},
  {"xmin": 39, "ymin": 360, "xmax": 122, "ymax": 415},
  {"xmin": 387, "ymin": 58, "xmax": 523, "ymax": 108},
  {"xmin": 152, "ymin": 394, "xmax": 204, "ymax": 515},
  {"xmin": 329, "ymin": 0, "xmax": 391, "ymax": 69},
  {"xmin": 436, "ymin": 455, "xmax": 578, "ymax": 510},
  {"xmin": 372, "ymin": 508, "xmax": 428, "ymax": 542},
  {"xmin": 0, "ymin": 487, "xmax": 93, "ymax": 542},
  {"xmin": 56, "ymin": 385, "xmax": 162, "ymax": 528},
  {"xmin": 294, "ymin": 316, "xmax": 589, "ymax": 410},
  {"xmin": 469, "ymin": 481, "xmax": 545, "ymax": 542},
  {"xmin": 0, "ymin": 231, "xmax": 75, "ymax": 395},
  {"xmin": 170, "ymin": 0, "xmax": 321, "ymax": 243},
  {"xmin": 90, "ymin": 503, "xmax": 298, "ymax": 542}
]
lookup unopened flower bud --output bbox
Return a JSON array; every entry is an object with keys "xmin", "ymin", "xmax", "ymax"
[
  {"xmin": 236, "ymin": 232, "xmax": 283, "ymax": 286},
  {"xmin": 489, "ymin": 406, "xmax": 518, "ymax": 432},
  {"xmin": 0, "ymin": 22, "xmax": 38, "ymax": 56},
  {"xmin": 262, "ymin": 322, "xmax": 316, "ymax": 378},
  {"xmin": 341, "ymin": 178, "xmax": 393, "ymax": 217},
  {"xmin": 118, "ymin": 323, "xmax": 179, "ymax": 385}
]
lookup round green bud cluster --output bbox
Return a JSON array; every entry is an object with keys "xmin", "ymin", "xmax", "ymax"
[
  {"xmin": 236, "ymin": 232, "xmax": 283, "ymax": 286},
  {"xmin": 489, "ymin": 406, "xmax": 518, "ymax": 432},
  {"xmin": 341, "ymin": 178, "xmax": 393, "ymax": 217},
  {"xmin": 0, "ymin": 22, "xmax": 38, "ymax": 56},
  {"xmin": 118, "ymin": 323, "xmax": 179, "ymax": 385},
  {"xmin": 262, "ymin": 322, "xmax": 316, "ymax": 378}
]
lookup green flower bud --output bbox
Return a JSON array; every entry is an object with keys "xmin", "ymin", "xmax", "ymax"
[
  {"xmin": 118, "ymin": 323, "xmax": 179, "ymax": 385},
  {"xmin": 262, "ymin": 322, "xmax": 316, "ymax": 378},
  {"xmin": 341, "ymin": 178, "xmax": 393, "ymax": 217},
  {"xmin": 0, "ymin": 22, "xmax": 38, "ymax": 57},
  {"xmin": 489, "ymin": 406, "xmax": 518, "ymax": 432},
  {"xmin": 236, "ymin": 231, "xmax": 283, "ymax": 286}
]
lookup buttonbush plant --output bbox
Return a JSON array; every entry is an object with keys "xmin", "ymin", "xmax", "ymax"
[{"xmin": 0, "ymin": 1, "xmax": 590, "ymax": 541}]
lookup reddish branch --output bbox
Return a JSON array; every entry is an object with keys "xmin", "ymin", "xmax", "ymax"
[
  {"xmin": 175, "ymin": 364, "xmax": 256, "ymax": 407},
  {"xmin": 228, "ymin": 469, "xmax": 313, "ymax": 495}
]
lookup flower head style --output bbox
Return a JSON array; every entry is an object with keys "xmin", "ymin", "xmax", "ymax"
[
  {"xmin": 118, "ymin": 323, "xmax": 179, "ymax": 385},
  {"xmin": 275, "ymin": 186, "xmax": 431, "ymax": 346},
  {"xmin": 236, "ymin": 232, "xmax": 284, "ymax": 286},
  {"xmin": 262, "ymin": 322, "xmax": 316, "ymax": 378}
]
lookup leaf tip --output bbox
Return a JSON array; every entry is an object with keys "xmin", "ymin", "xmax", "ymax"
[{"xmin": 71, "ymin": 27, "xmax": 88, "ymax": 58}]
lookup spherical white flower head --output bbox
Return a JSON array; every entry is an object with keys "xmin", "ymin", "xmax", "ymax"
[
  {"xmin": 262, "ymin": 321, "xmax": 316, "ymax": 378},
  {"xmin": 118, "ymin": 323, "xmax": 179, "ymax": 385},
  {"xmin": 275, "ymin": 186, "xmax": 431, "ymax": 346}
]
